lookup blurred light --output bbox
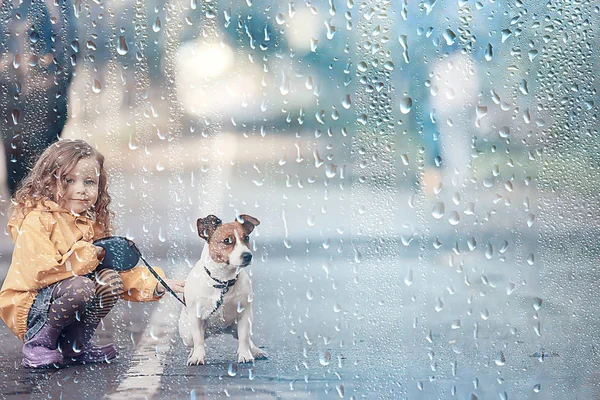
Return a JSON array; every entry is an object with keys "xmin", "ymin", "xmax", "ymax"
[
  {"xmin": 284, "ymin": 8, "xmax": 321, "ymax": 53},
  {"xmin": 177, "ymin": 42, "xmax": 234, "ymax": 79}
]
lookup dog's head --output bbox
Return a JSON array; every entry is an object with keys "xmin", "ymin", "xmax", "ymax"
[{"xmin": 197, "ymin": 214, "xmax": 260, "ymax": 268}]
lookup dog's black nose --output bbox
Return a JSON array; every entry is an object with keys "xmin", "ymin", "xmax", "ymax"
[{"xmin": 242, "ymin": 252, "xmax": 253, "ymax": 264}]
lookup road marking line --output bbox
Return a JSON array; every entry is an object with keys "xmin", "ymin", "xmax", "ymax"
[{"xmin": 106, "ymin": 299, "xmax": 180, "ymax": 399}]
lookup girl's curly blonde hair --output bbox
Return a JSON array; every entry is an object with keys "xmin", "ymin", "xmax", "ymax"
[{"xmin": 11, "ymin": 139, "xmax": 113, "ymax": 236}]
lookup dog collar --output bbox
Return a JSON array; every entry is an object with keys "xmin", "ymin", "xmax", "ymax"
[{"xmin": 204, "ymin": 266, "xmax": 238, "ymax": 292}]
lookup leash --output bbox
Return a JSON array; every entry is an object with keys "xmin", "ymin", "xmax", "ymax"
[
  {"xmin": 127, "ymin": 239, "xmax": 187, "ymax": 307},
  {"xmin": 204, "ymin": 266, "xmax": 238, "ymax": 316}
]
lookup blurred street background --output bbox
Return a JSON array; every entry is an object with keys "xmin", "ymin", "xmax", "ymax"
[{"xmin": 1, "ymin": 0, "xmax": 600, "ymax": 399}]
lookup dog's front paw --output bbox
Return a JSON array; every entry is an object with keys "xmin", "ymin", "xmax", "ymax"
[
  {"xmin": 187, "ymin": 347, "xmax": 206, "ymax": 366},
  {"xmin": 252, "ymin": 347, "xmax": 268, "ymax": 360},
  {"xmin": 237, "ymin": 348, "xmax": 254, "ymax": 363}
]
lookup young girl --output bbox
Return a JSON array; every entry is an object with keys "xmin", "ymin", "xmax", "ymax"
[{"xmin": 0, "ymin": 139, "xmax": 185, "ymax": 368}]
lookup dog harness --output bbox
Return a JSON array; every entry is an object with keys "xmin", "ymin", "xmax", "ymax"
[{"xmin": 204, "ymin": 266, "xmax": 238, "ymax": 316}]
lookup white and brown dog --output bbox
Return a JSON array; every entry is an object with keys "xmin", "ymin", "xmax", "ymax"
[{"xmin": 179, "ymin": 214, "xmax": 268, "ymax": 365}]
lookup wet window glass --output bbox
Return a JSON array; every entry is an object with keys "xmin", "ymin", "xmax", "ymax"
[{"xmin": 0, "ymin": 0, "xmax": 598, "ymax": 398}]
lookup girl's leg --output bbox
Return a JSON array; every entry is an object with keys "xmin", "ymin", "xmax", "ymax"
[
  {"xmin": 22, "ymin": 276, "xmax": 95, "ymax": 368},
  {"xmin": 90, "ymin": 269, "xmax": 125, "ymax": 322},
  {"xmin": 60, "ymin": 269, "xmax": 124, "ymax": 363}
]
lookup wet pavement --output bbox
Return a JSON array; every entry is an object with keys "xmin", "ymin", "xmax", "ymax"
[{"xmin": 0, "ymin": 159, "xmax": 599, "ymax": 399}]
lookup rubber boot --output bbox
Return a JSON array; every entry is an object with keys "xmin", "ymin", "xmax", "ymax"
[
  {"xmin": 59, "ymin": 319, "xmax": 117, "ymax": 365},
  {"xmin": 22, "ymin": 323, "xmax": 63, "ymax": 368}
]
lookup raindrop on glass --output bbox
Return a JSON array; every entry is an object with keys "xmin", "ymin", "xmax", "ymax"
[
  {"xmin": 443, "ymin": 29, "xmax": 456, "ymax": 45},
  {"xmin": 117, "ymin": 36, "xmax": 128, "ymax": 56},
  {"xmin": 92, "ymin": 79, "xmax": 102, "ymax": 93},
  {"xmin": 432, "ymin": 202, "xmax": 445, "ymax": 219},
  {"xmin": 153, "ymin": 17, "xmax": 162, "ymax": 32},
  {"xmin": 342, "ymin": 94, "xmax": 352, "ymax": 109},
  {"xmin": 399, "ymin": 97, "xmax": 413, "ymax": 114}
]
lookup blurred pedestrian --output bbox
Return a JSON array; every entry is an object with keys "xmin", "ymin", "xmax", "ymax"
[
  {"xmin": 0, "ymin": 139, "xmax": 185, "ymax": 368},
  {"xmin": 0, "ymin": 0, "xmax": 77, "ymax": 195}
]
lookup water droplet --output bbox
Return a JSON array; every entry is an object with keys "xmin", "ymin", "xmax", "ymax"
[
  {"xmin": 448, "ymin": 211, "xmax": 460, "ymax": 226},
  {"xmin": 12, "ymin": 54, "xmax": 20, "ymax": 69},
  {"xmin": 279, "ymin": 73, "xmax": 289, "ymax": 95},
  {"xmin": 401, "ymin": 154, "xmax": 409, "ymax": 166},
  {"xmin": 306, "ymin": 290, "xmax": 314, "ymax": 300},
  {"xmin": 475, "ymin": 106, "xmax": 488, "ymax": 127},
  {"xmin": 153, "ymin": 16, "xmax": 162, "ymax": 32},
  {"xmin": 227, "ymin": 363, "xmax": 237, "ymax": 376},
  {"xmin": 11, "ymin": 109, "xmax": 19, "ymax": 125},
  {"xmin": 532, "ymin": 297, "xmax": 542, "ymax": 311},
  {"xmin": 325, "ymin": 163, "xmax": 337, "ymax": 178},
  {"xmin": 315, "ymin": 110, "xmax": 325, "ymax": 125},
  {"xmin": 480, "ymin": 308, "xmax": 489, "ymax": 320},
  {"xmin": 499, "ymin": 126, "xmax": 510, "ymax": 138},
  {"xmin": 451, "ymin": 319, "xmax": 461, "ymax": 329},
  {"xmin": 527, "ymin": 253, "xmax": 535, "ymax": 265},
  {"xmin": 117, "ymin": 36, "xmax": 128, "ymax": 56},
  {"xmin": 275, "ymin": 13, "xmax": 286, "ymax": 25},
  {"xmin": 533, "ymin": 384, "xmax": 541, "ymax": 393},
  {"xmin": 434, "ymin": 297, "xmax": 444, "ymax": 312},
  {"xmin": 399, "ymin": 97, "xmax": 412, "ymax": 114},
  {"xmin": 528, "ymin": 49, "xmax": 538, "ymax": 61},
  {"xmin": 128, "ymin": 134, "xmax": 137, "ymax": 150},
  {"xmin": 519, "ymin": 79, "xmax": 529, "ymax": 95},
  {"xmin": 333, "ymin": 304, "xmax": 341, "ymax": 313},
  {"xmin": 324, "ymin": 18, "xmax": 336, "ymax": 39},
  {"xmin": 401, "ymin": 234, "xmax": 414, "ymax": 246},
  {"xmin": 29, "ymin": 30, "xmax": 40, "ymax": 44},
  {"xmin": 494, "ymin": 351, "xmax": 506, "ymax": 366},
  {"xmin": 485, "ymin": 243, "xmax": 493, "ymax": 259},
  {"xmin": 319, "ymin": 350, "xmax": 331, "ymax": 366},
  {"xmin": 443, "ymin": 29, "xmax": 456, "ymax": 45},
  {"xmin": 501, "ymin": 29, "xmax": 512, "ymax": 43},
  {"xmin": 342, "ymin": 94, "xmax": 352, "ymax": 109},
  {"xmin": 424, "ymin": 0, "xmax": 438, "ymax": 15},
  {"xmin": 383, "ymin": 61, "xmax": 394, "ymax": 71},
  {"xmin": 467, "ymin": 237, "xmax": 476, "ymax": 251},
  {"xmin": 432, "ymin": 202, "xmax": 445, "ymax": 219},
  {"xmin": 506, "ymin": 282, "xmax": 516, "ymax": 295},
  {"xmin": 310, "ymin": 38, "xmax": 318, "ymax": 52},
  {"xmin": 404, "ymin": 269, "xmax": 413, "ymax": 286},
  {"xmin": 353, "ymin": 247, "xmax": 362, "ymax": 263},
  {"xmin": 92, "ymin": 79, "xmax": 102, "ymax": 93},
  {"xmin": 484, "ymin": 43, "xmax": 493, "ymax": 61}
]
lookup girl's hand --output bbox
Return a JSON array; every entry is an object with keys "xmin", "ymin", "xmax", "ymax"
[
  {"xmin": 95, "ymin": 246, "xmax": 106, "ymax": 262},
  {"xmin": 156, "ymin": 279, "xmax": 186, "ymax": 294}
]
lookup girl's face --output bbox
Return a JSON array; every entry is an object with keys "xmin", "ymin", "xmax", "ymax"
[{"xmin": 56, "ymin": 158, "xmax": 100, "ymax": 215}]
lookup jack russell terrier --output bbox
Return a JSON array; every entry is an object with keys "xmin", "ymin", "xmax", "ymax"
[{"xmin": 179, "ymin": 214, "xmax": 268, "ymax": 365}]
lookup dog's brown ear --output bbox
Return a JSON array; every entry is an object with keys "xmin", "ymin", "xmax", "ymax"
[
  {"xmin": 197, "ymin": 215, "xmax": 222, "ymax": 241},
  {"xmin": 236, "ymin": 214, "xmax": 260, "ymax": 234}
]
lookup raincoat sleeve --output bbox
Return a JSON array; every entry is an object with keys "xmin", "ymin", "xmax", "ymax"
[
  {"xmin": 12, "ymin": 212, "xmax": 99, "ymax": 290},
  {"xmin": 120, "ymin": 266, "xmax": 166, "ymax": 302}
]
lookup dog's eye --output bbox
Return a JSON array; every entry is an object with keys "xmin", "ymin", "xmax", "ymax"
[
  {"xmin": 223, "ymin": 237, "xmax": 233, "ymax": 245},
  {"xmin": 244, "ymin": 235, "xmax": 249, "ymax": 242}
]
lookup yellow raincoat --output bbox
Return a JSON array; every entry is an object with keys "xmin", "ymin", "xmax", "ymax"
[{"xmin": 0, "ymin": 200, "xmax": 166, "ymax": 341}]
